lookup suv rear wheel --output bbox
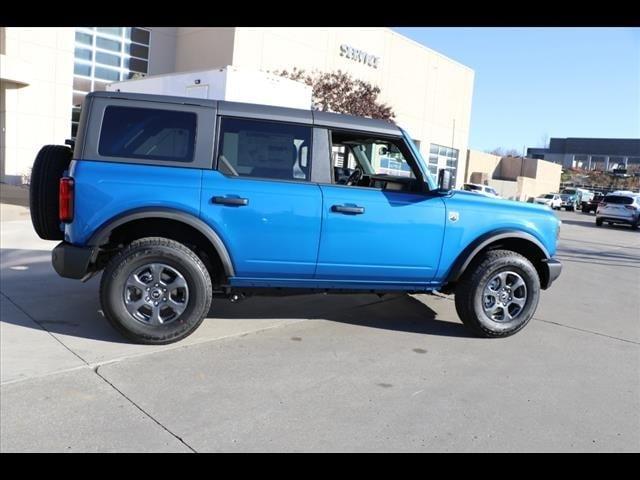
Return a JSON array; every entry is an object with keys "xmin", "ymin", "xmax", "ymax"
[
  {"xmin": 100, "ymin": 237, "xmax": 212, "ymax": 344},
  {"xmin": 454, "ymin": 249, "xmax": 540, "ymax": 338}
]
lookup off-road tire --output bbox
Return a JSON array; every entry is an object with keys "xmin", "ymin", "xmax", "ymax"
[
  {"xmin": 29, "ymin": 145, "xmax": 72, "ymax": 240},
  {"xmin": 100, "ymin": 237, "xmax": 213, "ymax": 344},
  {"xmin": 454, "ymin": 249, "xmax": 540, "ymax": 338}
]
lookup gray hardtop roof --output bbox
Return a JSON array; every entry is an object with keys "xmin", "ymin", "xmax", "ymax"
[{"xmin": 86, "ymin": 91, "xmax": 402, "ymax": 137}]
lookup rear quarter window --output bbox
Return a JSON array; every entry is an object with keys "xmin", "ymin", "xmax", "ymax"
[{"xmin": 98, "ymin": 106, "xmax": 197, "ymax": 163}]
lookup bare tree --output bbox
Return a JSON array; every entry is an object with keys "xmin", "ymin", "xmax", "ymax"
[
  {"xmin": 273, "ymin": 68, "xmax": 396, "ymax": 121},
  {"xmin": 538, "ymin": 133, "xmax": 550, "ymax": 148},
  {"xmin": 487, "ymin": 147, "xmax": 521, "ymax": 157}
]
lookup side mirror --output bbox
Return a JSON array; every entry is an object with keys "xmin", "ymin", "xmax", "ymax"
[{"xmin": 438, "ymin": 169, "xmax": 453, "ymax": 191}]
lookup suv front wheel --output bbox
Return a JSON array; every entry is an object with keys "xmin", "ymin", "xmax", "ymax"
[
  {"xmin": 454, "ymin": 249, "xmax": 541, "ymax": 338},
  {"xmin": 100, "ymin": 237, "xmax": 213, "ymax": 344}
]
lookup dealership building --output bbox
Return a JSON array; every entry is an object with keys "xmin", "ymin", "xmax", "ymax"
[
  {"xmin": 1, "ymin": 27, "xmax": 474, "ymax": 186},
  {"xmin": 527, "ymin": 138, "xmax": 640, "ymax": 173}
]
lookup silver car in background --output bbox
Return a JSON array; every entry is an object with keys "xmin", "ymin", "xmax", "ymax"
[{"xmin": 596, "ymin": 193, "xmax": 640, "ymax": 229}]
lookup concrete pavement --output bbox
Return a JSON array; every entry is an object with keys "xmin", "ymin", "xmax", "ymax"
[{"xmin": 1, "ymin": 205, "xmax": 639, "ymax": 452}]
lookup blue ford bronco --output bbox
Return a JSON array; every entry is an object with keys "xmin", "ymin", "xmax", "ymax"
[{"xmin": 30, "ymin": 91, "xmax": 562, "ymax": 344}]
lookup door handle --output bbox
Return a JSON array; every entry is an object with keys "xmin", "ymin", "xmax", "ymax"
[
  {"xmin": 331, "ymin": 204, "xmax": 365, "ymax": 215},
  {"xmin": 212, "ymin": 196, "xmax": 249, "ymax": 206}
]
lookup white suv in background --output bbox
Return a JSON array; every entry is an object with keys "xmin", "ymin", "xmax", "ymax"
[
  {"xmin": 462, "ymin": 183, "xmax": 502, "ymax": 198},
  {"xmin": 596, "ymin": 193, "xmax": 640, "ymax": 230},
  {"xmin": 534, "ymin": 193, "xmax": 562, "ymax": 209}
]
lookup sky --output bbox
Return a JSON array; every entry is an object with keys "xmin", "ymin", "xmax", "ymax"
[{"xmin": 394, "ymin": 27, "xmax": 640, "ymax": 153}]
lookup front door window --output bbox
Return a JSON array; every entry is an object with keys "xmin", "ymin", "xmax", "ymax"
[{"xmin": 329, "ymin": 130, "xmax": 422, "ymax": 192}]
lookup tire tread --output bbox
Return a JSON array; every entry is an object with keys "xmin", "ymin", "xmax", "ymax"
[{"xmin": 29, "ymin": 145, "xmax": 72, "ymax": 240}]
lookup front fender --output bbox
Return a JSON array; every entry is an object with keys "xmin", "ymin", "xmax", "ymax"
[{"xmin": 444, "ymin": 229, "xmax": 550, "ymax": 283}]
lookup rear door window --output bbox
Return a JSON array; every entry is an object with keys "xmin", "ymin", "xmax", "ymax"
[
  {"xmin": 99, "ymin": 106, "xmax": 197, "ymax": 162},
  {"xmin": 217, "ymin": 117, "xmax": 311, "ymax": 181}
]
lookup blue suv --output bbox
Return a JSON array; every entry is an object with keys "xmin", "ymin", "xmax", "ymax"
[{"xmin": 29, "ymin": 91, "xmax": 562, "ymax": 344}]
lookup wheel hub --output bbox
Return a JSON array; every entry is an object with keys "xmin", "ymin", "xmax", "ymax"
[
  {"xmin": 123, "ymin": 263, "xmax": 189, "ymax": 325},
  {"xmin": 482, "ymin": 270, "xmax": 527, "ymax": 322}
]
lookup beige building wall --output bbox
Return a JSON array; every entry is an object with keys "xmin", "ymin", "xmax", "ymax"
[
  {"xmin": 465, "ymin": 150, "xmax": 502, "ymax": 182},
  {"xmin": 175, "ymin": 27, "xmax": 235, "ymax": 74},
  {"xmin": 173, "ymin": 27, "xmax": 475, "ymax": 187},
  {"xmin": 466, "ymin": 149, "xmax": 562, "ymax": 202},
  {"xmin": 529, "ymin": 159, "xmax": 562, "ymax": 199},
  {"xmin": 147, "ymin": 27, "xmax": 178, "ymax": 75},
  {"xmin": 1, "ymin": 27, "xmax": 74, "ymax": 184},
  {"xmin": 488, "ymin": 179, "xmax": 520, "ymax": 201}
]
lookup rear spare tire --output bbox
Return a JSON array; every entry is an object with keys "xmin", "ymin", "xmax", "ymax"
[{"xmin": 29, "ymin": 145, "xmax": 72, "ymax": 240}]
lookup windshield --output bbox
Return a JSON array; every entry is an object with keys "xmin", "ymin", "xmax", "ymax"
[
  {"xmin": 464, "ymin": 184, "xmax": 483, "ymax": 191},
  {"xmin": 562, "ymin": 189, "xmax": 576, "ymax": 195},
  {"xmin": 544, "ymin": 194, "xmax": 554, "ymax": 199}
]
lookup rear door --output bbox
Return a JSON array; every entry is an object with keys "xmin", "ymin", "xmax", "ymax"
[{"xmin": 200, "ymin": 113, "xmax": 322, "ymax": 280}]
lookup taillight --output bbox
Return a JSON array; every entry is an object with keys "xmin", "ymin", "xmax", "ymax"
[{"xmin": 59, "ymin": 177, "xmax": 74, "ymax": 223}]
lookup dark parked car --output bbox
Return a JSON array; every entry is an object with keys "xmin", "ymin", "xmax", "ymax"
[{"xmin": 581, "ymin": 194, "xmax": 605, "ymax": 214}]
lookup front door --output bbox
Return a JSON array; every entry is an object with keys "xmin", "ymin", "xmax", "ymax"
[
  {"xmin": 201, "ymin": 116, "xmax": 322, "ymax": 280},
  {"xmin": 315, "ymin": 131, "xmax": 446, "ymax": 286}
]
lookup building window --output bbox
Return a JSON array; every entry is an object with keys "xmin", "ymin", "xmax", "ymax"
[
  {"xmin": 429, "ymin": 143, "xmax": 459, "ymax": 182},
  {"xmin": 71, "ymin": 26, "xmax": 151, "ymax": 137},
  {"xmin": 98, "ymin": 106, "xmax": 197, "ymax": 163},
  {"xmin": 97, "ymin": 27, "xmax": 122, "ymax": 37},
  {"xmin": 96, "ymin": 51, "xmax": 121, "ymax": 68},
  {"xmin": 129, "ymin": 28, "xmax": 150, "ymax": 45},
  {"xmin": 74, "ymin": 62, "xmax": 92, "ymax": 77},
  {"xmin": 96, "ymin": 37, "xmax": 121, "ymax": 53},
  {"xmin": 94, "ymin": 66, "xmax": 120, "ymax": 82},
  {"xmin": 74, "ymin": 47, "xmax": 92, "ymax": 61},
  {"xmin": 75, "ymin": 31, "xmax": 92, "ymax": 46}
]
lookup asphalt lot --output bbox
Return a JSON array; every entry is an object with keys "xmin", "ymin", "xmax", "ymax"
[{"xmin": 1, "ymin": 201, "xmax": 639, "ymax": 452}]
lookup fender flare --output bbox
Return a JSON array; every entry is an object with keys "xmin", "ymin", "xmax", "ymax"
[
  {"xmin": 445, "ymin": 229, "xmax": 550, "ymax": 283},
  {"xmin": 88, "ymin": 207, "xmax": 235, "ymax": 277}
]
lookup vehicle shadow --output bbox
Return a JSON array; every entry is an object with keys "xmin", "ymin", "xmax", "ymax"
[{"xmin": 0, "ymin": 248, "xmax": 473, "ymax": 344}]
